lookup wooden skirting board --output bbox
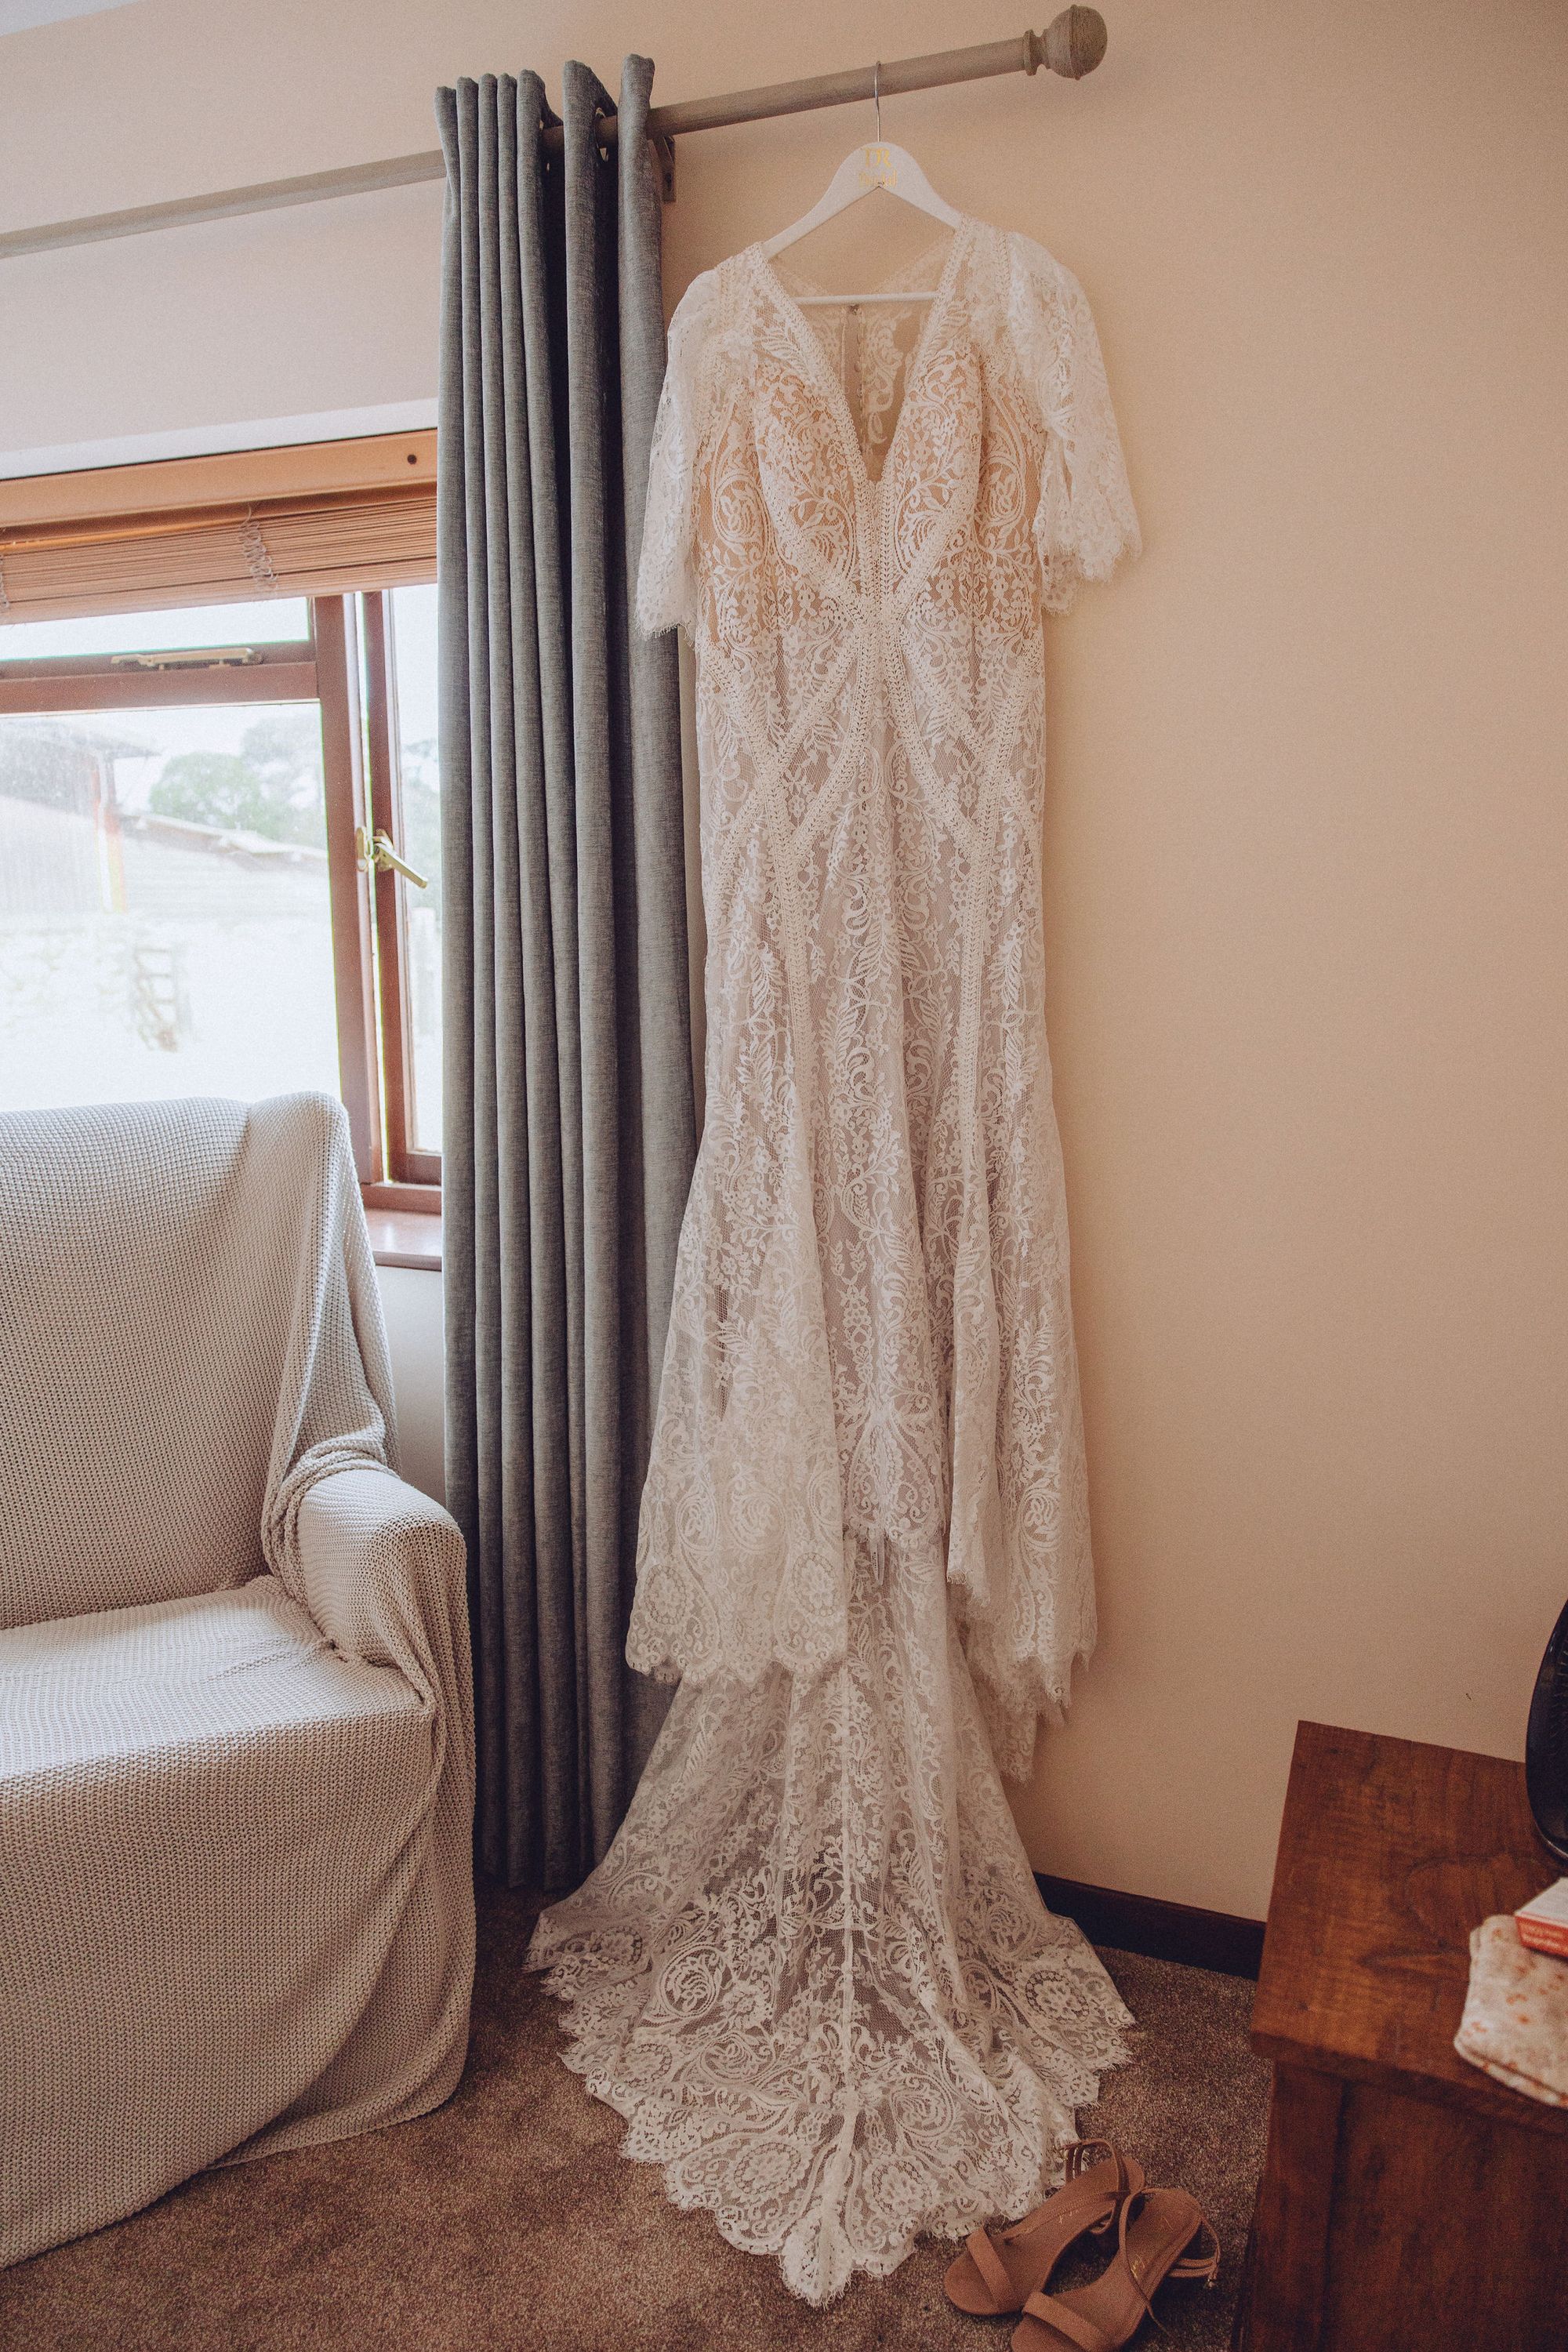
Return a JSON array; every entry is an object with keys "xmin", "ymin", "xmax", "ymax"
[{"xmin": 1036, "ymin": 1874, "xmax": 1265, "ymax": 1980}]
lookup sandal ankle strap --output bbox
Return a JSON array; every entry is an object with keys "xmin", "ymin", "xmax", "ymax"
[
  {"xmin": 1064, "ymin": 2137, "xmax": 1132, "ymax": 2204},
  {"xmin": 1112, "ymin": 2194, "xmax": 1223, "ymax": 2332},
  {"xmin": 1167, "ymin": 2218, "xmax": 1221, "ymax": 2287}
]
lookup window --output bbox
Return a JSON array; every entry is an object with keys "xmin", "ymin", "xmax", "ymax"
[
  {"xmin": 365, "ymin": 583, "xmax": 443, "ymax": 1182},
  {"xmin": 0, "ymin": 587, "xmax": 441, "ymax": 1211}
]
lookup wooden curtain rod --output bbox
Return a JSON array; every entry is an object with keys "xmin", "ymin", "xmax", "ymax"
[{"xmin": 0, "ymin": 12, "xmax": 1106, "ymax": 263}]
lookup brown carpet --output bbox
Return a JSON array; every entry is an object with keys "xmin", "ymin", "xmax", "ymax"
[{"xmin": 1, "ymin": 1884, "xmax": 1270, "ymax": 2351}]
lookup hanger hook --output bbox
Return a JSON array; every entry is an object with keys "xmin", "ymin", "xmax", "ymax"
[{"xmin": 873, "ymin": 60, "xmax": 881, "ymax": 144}]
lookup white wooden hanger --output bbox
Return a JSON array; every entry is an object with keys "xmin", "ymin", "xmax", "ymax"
[{"xmin": 760, "ymin": 64, "xmax": 961, "ymax": 305}]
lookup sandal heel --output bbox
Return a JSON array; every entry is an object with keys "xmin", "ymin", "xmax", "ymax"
[
  {"xmin": 1011, "ymin": 2188, "xmax": 1221, "ymax": 2350},
  {"xmin": 942, "ymin": 2141, "xmax": 1144, "ymax": 2318}
]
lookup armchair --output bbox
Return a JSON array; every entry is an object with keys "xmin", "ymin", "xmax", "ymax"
[{"xmin": 0, "ymin": 1094, "xmax": 474, "ymax": 2267}]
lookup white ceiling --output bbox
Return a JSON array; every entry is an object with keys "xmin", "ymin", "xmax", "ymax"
[{"xmin": 0, "ymin": 0, "xmax": 141, "ymax": 32}]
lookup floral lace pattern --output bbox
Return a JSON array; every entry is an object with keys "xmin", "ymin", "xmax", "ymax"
[
  {"xmin": 530, "ymin": 218, "xmax": 1140, "ymax": 2303},
  {"xmin": 776, "ymin": 234, "xmax": 953, "ymax": 469},
  {"xmin": 532, "ymin": 1573, "xmax": 1133, "ymax": 2303}
]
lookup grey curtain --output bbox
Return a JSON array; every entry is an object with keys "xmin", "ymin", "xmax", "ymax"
[{"xmin": 436, "ymin": 57, "xmax": 695, "ymax": 1889}]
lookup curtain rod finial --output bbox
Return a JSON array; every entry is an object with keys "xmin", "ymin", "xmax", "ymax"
[{"xmin": 1043, "ymin": 8, "xmax": 1109, "ymax": 80}]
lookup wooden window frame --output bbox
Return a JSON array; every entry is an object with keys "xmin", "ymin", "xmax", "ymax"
[
  {"xmin": 361, "ymin": 590, "xmax": 441, "ymax": 1192},
  {"xmin": 0, "ymin": 640, "xmax": 318, "ymax": 713},
  {"xmin": 0, "ymin": 590, "xmax": 441, "ymax": 1221}
]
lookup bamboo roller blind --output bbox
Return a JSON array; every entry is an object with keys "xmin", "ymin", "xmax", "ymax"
[{"xmin": 0, "ymin": 430, "xmax": 437, "ymax": 626}]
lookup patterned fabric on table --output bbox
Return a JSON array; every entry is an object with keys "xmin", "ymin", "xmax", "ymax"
[
  {"xmin": 0, "ymin": 1094, "xmax": 474, "ymax": 2267},
  {"xmin": 1455, "ymin": 1915, "xmax": 1568, "ymax": 2107}
]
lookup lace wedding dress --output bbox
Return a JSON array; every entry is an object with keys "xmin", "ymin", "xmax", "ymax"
[{"xmin": 528, "ymin": 216, "xmax": 1142, "ymax": 2304}]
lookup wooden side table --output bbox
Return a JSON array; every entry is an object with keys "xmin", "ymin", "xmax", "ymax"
[{"xmin": 1233, "ymin": 1722, "xmax": 1568, "ymax": 2352}]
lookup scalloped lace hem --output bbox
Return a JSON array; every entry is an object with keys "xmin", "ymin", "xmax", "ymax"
[
  {"xmin": 534, "ymin": 1947, "xmax": 1131, "ymax": 2306},
  {"xmin": 526, "ymin": 1606, "xmax": 1134, "ymax": 2307}
]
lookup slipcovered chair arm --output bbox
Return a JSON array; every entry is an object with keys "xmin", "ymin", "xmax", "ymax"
[
  {"xmin": 276, "ymin": 1463, "xmax": 476, "ymax": 2138},
  {"xmin": 282, "ymin": 1466, "xmax": 474, "ymax": 1772}
]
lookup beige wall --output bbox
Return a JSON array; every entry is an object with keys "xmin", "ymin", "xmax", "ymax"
[
  {"xmin": 376, "ymin": 1267, "xmax": 445, "ymax": 1508},
  {"xmin": 3, "ymin": 0, "xmax": 1565, "ymax": 1917}
]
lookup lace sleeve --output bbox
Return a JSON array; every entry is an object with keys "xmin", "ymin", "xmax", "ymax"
[
  {"xmin": 636, "ymin": 265, "xmax": 722, "ymax": 637},
  {"xmin": 1006, "ymin": 235, "xmax": 1140, "ymax": 615}
]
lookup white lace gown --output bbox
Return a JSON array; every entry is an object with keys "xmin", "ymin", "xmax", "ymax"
[{"xmin": 528, "ymin": 216, "xmax": 1142, "ymax": 2303}]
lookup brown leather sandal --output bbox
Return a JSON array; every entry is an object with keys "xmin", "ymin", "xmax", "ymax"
[
  {"xmin": 943, "ymin": 2141, "xmax": 1145, "ymax": 2317},
  {"xmin": 1009, "ymin": 2187, "xmax": 1220, "ymax": 2351}
]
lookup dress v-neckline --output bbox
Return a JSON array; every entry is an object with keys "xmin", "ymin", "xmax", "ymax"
[{"xmin": 749, "ymin": 217, "xmax": 975, "ymax": 494}]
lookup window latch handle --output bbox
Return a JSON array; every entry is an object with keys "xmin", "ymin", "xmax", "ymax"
[{"xmin": 355, "ymin": 825, "xmax": 429, "ymax": 889}]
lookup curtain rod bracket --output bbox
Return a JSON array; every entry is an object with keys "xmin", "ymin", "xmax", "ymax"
[{"xmin": 650, "ymin": 130, "xmax": 677, "ymax": 205}]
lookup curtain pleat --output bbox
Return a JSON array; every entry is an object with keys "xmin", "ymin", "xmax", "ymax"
[
  {"xmin": 612, "ymin": 56, "xmax": 694, "ymax": 1793},
  {"xmin": 436, "ymin": 56, "xmax": 694, "ymax": 1889}
]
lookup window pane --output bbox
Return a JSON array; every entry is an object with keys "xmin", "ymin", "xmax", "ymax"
[
  {"xmin": 390, "ymin": 582, "xmax": 441, "ymax": 1156},
  {"xmin": 0, "ymin": 702, "xmax": 339, "ymax": 1114},
  {"xmin": 0, "ymin": 599, "xmax": 311, "ymax": 665}
]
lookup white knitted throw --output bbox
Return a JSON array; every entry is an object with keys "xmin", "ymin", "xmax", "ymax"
[{"xmin": 0, "ymin": 1094, "xmax": 474, "ymax": 2267}]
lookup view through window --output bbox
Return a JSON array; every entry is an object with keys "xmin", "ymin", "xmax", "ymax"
[{"xmin": 0, "ymin": 588, "xmax": 441, "ymax": 1199}]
